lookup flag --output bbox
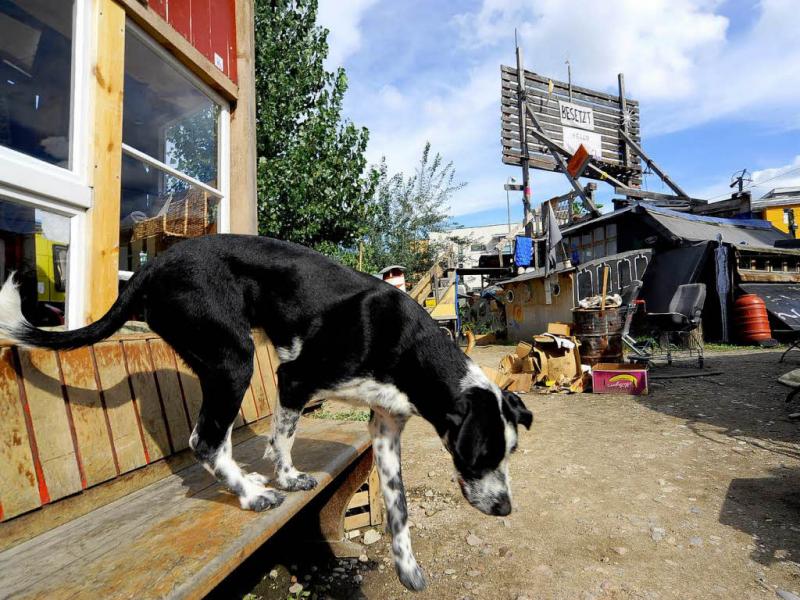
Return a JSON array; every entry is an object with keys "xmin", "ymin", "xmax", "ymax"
[{"xmin": 546, "ymin": 202, "xmax": 562, "ymax": 274}]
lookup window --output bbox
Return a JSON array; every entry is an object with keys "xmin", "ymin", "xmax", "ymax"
[
  {"xmin": 0, "ymin": 195, "xmax": 70, "ymax": 325},
  {"xmin": 470, "ymin": 243, "xmax": 486, "ymax": 252},
  {"xmin": 0, "ymin": 0, "xmax": 91, "ymax": 327},
  {"xmin": 0, "ymin": 1, "xmax": 74, "ymax": 167},
  {"xmin": 119, "ymin": 25, "xmax": 228, "ymax": 273}
]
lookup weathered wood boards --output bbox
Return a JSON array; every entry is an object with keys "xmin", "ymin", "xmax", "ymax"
[
  {"xmin": 0, "ymin": 419, "xmax": 372, "ymax": 600},
  {"xmin": 500, "ymin": 65, "xmax": 642, "ymax": 185},
  {"xmin": 0, "ymin": 331, "xmax": 280, "ymax": 524}
]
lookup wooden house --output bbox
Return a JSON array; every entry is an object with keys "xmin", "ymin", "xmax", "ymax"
[{"xmin": 0, "ymin": 0, "xmax": 257, "ymax": 328}]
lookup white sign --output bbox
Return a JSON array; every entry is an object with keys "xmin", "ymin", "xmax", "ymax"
[
  {"xmin": 562, "ymin": 127, "xmax": 603, "ymax": 159},
  {"xmin": 558, "ymin": 100, "xmax": 594, "ymax": 131}
]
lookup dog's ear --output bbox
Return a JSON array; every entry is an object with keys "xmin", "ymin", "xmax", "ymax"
[
  {"xmin": 501, "ymin": 391, "xmax": 533, "ymax": 430},
  {"xmin": 449, "ymin": 388, "xmax": 504, "ymax": 474}
]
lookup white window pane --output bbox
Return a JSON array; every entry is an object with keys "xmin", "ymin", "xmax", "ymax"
[
  {"xmin": 0, "ymin": 1, "xmax": 74, "ymax": 168},
  {"xmin": 120, "ymin": 154, "xmax": 219, "ymax": 271},
  {"xmin": 123, "ymin": 28, "xmax": 219, "ymax": 187},
  {"xmin": 0, "ymin": 196, "xmax": 69, "ymax": 325}
]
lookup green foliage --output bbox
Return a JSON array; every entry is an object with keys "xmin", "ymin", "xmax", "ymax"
[
  {"xmin": 360, "ymin": 143, "xmax": 464, "ymax": 280},
  {"xmin": 254, "ymin": 0, "xmax": 378, "ymax": 249},
  {"xmin": 310, "ymin": 405, "xmax": 371, "ymax": 422}
]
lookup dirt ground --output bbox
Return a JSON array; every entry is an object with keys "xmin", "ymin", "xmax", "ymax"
[{"xmin": 211, "ymin": 346, "xmax": 800, "ymax": 600}]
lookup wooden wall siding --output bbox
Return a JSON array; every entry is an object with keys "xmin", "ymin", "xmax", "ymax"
[
  {"xmin": 0, "ymin": 333, "xmax": 279, "ymax": 523},
  {"xmin": 147, "ymin": 0, "xmax": 238, "ymax": 83}
]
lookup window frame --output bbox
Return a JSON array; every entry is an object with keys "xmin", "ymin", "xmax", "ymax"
[
  {"xmin": 0, "ymin": 0, "xmax": 92, "ymax": 327},
  {"xmin": 0, "ymin": 0, "xmax": 93, "ymax": 209},
  {"xmin": 122, "ymin": 22, "xmax": 230, "ymax": 234}
]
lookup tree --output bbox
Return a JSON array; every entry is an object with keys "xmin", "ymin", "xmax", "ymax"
[
  {"xmin": 254, "ymin": 0, "xmax": 378, "ymax": 249},
  {"xmin": 360, "ymin": 143, "xmax": 464, "ymax": 280}
]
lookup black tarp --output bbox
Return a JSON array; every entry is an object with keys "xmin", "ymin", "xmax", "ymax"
[
  {"xmin": 639, "ymin": 244, "xmax": 709, "ymax": 313},
  {"xmin": 739, "ymin": 283, "xmax": 800, "ymax": 331}
]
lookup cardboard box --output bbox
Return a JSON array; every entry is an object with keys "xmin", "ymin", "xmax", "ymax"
[
  {"xmin": 592, "ymin": 363, "xmax": 648, "ymax": 395},
  {"xmin": 532, "ymin": 335, "xmax": 581, "ymax": 384},
  {"xmin": 520, "ymin": 356, "xmax": 536, "ymax": 373},
  {"xmin": 515, "ymin": 341, "xmax": 533, "ymax": 359},
  {"xmin": 505, "ymin": 372, "xmax": 533, "ymax": 393},
  {"xmin": 547, "ymin": 322, "xmax": 572, "ymax": 337},
  {"xmin": 481, "ymin": 366, "xmax": 513, "ymax": 389}
]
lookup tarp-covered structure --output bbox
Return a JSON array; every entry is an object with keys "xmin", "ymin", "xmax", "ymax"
[{"xmin": 558, "ymin": 203, "xmax": 799, "ymax": 341}]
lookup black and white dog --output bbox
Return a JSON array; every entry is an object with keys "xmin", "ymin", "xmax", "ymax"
[{"xmin": 0, "ymin": 235, "xmax": 531, "ymax": 591}]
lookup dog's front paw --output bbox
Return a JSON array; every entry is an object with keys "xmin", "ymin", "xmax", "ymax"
[
  {"xmin": 242, "ymin": 488, "xmax": 285, "ymax": 512},
  {"xmin": 397, "ymin": 563, "xmax": 427, "ymax": 592},
  {"xmin": 245, "ymin": 471, "xmax": 270, "ymax": 486},
  {"xmin": 279, "ymin": 472, "xmax": 318, "ymax": 491}
]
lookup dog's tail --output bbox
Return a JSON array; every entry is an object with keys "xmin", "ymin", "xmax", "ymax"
[{"xmin": 0, "ymin": 268, "xmax": 150, "ymax": 350}]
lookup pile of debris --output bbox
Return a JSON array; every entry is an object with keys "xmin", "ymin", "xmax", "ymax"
[{"xmin": 482, "ymin": 323, "xmax": 590, "ymax": 393}]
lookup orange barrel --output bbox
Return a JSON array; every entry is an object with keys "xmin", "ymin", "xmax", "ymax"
[{"xmin": 733, "ymin": 294, "xmax": 772, "ymax": 343}]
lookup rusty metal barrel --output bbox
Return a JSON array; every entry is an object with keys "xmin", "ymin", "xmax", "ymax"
[
  {"xmin": 572, "ymin": 307, "xmax": 626, "ymax": 365},
  {"xmin": 733, "ymin": 294, "xmax": 772, "ymax": 344}
]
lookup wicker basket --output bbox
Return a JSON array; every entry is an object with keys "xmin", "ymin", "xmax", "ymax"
[{"xmin": 132, "ymin": 188, "xmax": 209, "ymax": 242}]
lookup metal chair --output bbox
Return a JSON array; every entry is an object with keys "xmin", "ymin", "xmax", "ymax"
[{"xmin": 642, "ymin": 283, "xmax": 707, "ymax": 368}]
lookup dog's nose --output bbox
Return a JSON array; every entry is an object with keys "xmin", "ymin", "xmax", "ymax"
[{"xmin": 493, "ymin": 496, "xmax": 512, "ymax": 516}]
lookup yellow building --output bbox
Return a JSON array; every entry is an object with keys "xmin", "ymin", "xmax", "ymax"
[{"xmin": 751, "ymin": 187, "xmax": 800, "ymax": 238}]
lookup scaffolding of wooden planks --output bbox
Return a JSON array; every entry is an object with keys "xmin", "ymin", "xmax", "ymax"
[{"xmin": 500, "ymin": 65, "xmax": 643, "ymax": 186}]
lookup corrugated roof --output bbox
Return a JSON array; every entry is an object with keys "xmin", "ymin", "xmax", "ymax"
[{"xmin": 642, "ymin": 205, "xmax": 789, "ymax": 247}]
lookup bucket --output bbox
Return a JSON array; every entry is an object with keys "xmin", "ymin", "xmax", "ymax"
[
  {"xmin": 572, "ymin": 307, "xmax": 626, "ymax": 366},
  {"xmin": 733, "ymin": 294, "xmax": 772, "ymax": 344}
]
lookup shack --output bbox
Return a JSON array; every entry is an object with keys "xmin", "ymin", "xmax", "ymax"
[
  {"xmin": 0, "ymin": 0, "xmax": 257, "ymax": 328},
  {"xmin": 500, "ymin": 203, "xmax": 798, "ymax": 342}
]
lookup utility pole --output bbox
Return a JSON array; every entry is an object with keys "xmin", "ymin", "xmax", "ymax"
[{"xmin": 515, "ymin": 33, "xmax": 533, "ymax": 236}]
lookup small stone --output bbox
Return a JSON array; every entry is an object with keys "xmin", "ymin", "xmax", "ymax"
[
  {"xmin": 288, "ymin": 583, "xmax": 303, "ymax": 594},
  {"xmin": 354, "ymin": 574, "xmax": 363, "ymax": 584},
  {"xmin": 689, "ymin": 536, "xmax": 703, "ymax": 548},
  {"xmin": 498, "ymin": 546, "xmax": 512, "ymax": 557},
  {"xmin": 444, "ymin": 568, "xmax": 456, "ymax": 575},
  {"xmin": 428, "ymin": 471, "xmax": 436, "ymax": 478},
  {"xmin": 363, "ymin": 529, "xmax": 381, "ymax": 545},
  {"xmin": 466, "ymin": 533, "xmax": 483, "ymax": 546},
  {"xmin": 612, "ymin": 546, "xmax": 628, "ymax": 556},
  {"xmin": 689, "ymin": 506, "xmax": 701, "ymax": 515},
  {"xmin": 777, "ymin": 590, "xmax": 800, "ymax": 600},
  {"xmin": 303, "ymin": 574, "xmax": 311, "ymax": 581},
  {"xmin": 268, "ymin": 569, "xmax": 278, "ymax": 580},
  {"xmin": 650, "ymin": 526, "xmax": 666, "ymax": 542},
  {"xmin": 358, "ymin": 554, "xmax": 369, "ymax": 563},
  {"xmin": 290, "ymin": 575, "xmax": 297, "ymax": 583},
  {"xmin": 425, "ymin": 489, "xmax": 434, "ymax": 497},
  {"xmin": 467, "ymin": 570, "xmax": 480, "ymax": 577},
  {"xmin": 290, "ymin": 564, "xmax": 298, "ymax": 571}
]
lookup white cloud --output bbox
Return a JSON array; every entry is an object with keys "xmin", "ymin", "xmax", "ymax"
[
  {"xmin": 317, "ymin": 0, "xmax": 378, "ymax": 67},
  {"xmin": 322, "ymin": 0, "xmax": 800, "ymax": 220},
  {"xmin": 694, "ymin": 155, "xmax": 800, "ymax": 201}
]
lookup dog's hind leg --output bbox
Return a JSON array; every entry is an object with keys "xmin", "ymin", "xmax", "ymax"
[
  {"xmin": 188, "ymin": 336, "xmax": 285, "ymax": 512},
  {"xmin": 369, "ymin": 409, "xmax": 426, "ymax": 591},
  {"xmin": 264, "ymin": 370, "xmax": 319, "ymax": 492}
]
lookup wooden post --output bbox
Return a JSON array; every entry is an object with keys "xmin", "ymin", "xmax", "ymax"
[
  {"xmin": 618, "ymin": 73, "xmax": 632, "ymax": 171},
  {"xmin": 85, "ymin": 0, "xmax": 126, "ymax": 324},
  {"xmin": 229, "ymin": 0, "xmax": 258, "ymax": 234},
  {"xmin": 515, "ymin": 45, "xmax": 533, "ymax": 237}
]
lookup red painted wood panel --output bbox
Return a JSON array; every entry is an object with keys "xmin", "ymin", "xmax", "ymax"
[
  {"xmin": 190, "ymin": 0, "xmax": 212, "ymax": 62},
  {"xmin": 153, "ymin": 0, "xmax": 238, "ymax": 83},
  {"xmin": 150, "ymin": 0, "xmax": 167, "ymax": 20},
  {"xmin": 167, "ymin": 0, "xmax": 191, "ymax": 43}
]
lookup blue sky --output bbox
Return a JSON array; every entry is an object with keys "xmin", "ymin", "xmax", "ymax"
[{"xmin": 317, "ymin": 0, "xmax": 800, "ymax": 228}]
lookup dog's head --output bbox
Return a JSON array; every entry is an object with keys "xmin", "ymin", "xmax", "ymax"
[{"xmin": 443, "ymin": 367, "xmax": 533, "ymax": 516}]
